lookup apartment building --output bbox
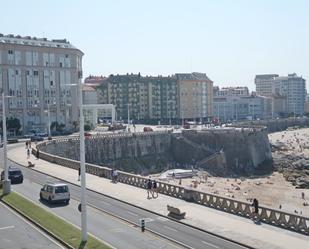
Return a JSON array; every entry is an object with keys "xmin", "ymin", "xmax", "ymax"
[
  {"xmin": 255, "ymin": 73, "xmax": 306, "ymax": 116},
  {"xmin": 273, "ymin": 73, "xmax": 306, "ymax": 115},
  {"xmin": 176, "ymin": 72, "xmax": 213, "ymax": 121},
  {"xmin": 97, "ymin": 73, "xmax": 178, "ymax": 122},
  {"xmin": 0, "ymin": 34, "xmax": 83, "ymax": 133},
  {"xmin": 213, "ymin": 86, "xmax": 272, "ymax": 122},
  {"xmin": 255, "ymin": 74, "xmax": 278, "ymax": 97}
]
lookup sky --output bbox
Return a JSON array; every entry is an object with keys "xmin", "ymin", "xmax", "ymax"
[{"xmin": 1, "ymin": 0, "xmax": 308, "ymax": 91}]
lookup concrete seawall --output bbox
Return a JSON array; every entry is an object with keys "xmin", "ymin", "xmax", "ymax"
[{"xmin": 40, "ymin": 128, "xmax": 272, "ymax": 175}]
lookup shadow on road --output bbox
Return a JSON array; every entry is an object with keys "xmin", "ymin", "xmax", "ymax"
[{"xmin": 39, "ymin": 198, "xmax": 69, "ymax": 208}]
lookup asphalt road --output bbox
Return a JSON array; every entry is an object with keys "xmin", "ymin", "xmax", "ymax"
[
  {"xmin": 3, "ymin": 144, "xmax": 250, "ymax": 249},
  {"xmin": 0, "ymin": 202, "xmax": 62, "ymax": 249}
]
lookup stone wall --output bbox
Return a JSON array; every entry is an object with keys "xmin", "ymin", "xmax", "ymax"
[
  {"xmin": 237, "ymin": 117, "xmax": 309, "ymax": 133},
  {"xmin": 172, "ymin": 128, "xmax": 273, "ymax": 175},
  {"xmin": 40, "ymin": 131, "xmax": 172, "ymax": 174}
]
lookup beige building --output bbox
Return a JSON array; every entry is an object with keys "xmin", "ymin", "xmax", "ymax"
[
  {"xmin": 176, "ymin": 72, "xmax": 213, "ymax": 120},
  {"xmin": 0, "ymin": 34, "xmax": 83, "ymax": 133}
]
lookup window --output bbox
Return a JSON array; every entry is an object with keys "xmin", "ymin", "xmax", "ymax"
[
  {"xmin": 50, "ymin": 81, "xmax": 54, "ymax": 86},
  {"xmin": 33, "ymin": 71, "xmax": 39, "ymax": 76},
  {"xmin": 8, "ymin": 50, "xmax": 13, "ymax": 54},
  {"xmin": 59, "ymin": 62, "xmax": 63, "ymax": 67}
]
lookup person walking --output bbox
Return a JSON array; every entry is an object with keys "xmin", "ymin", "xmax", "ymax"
[
  {"xmin": 251, "ymin": 198, "xmax": 259, "ymax": 221},
  {"xmin": 114, "ymin": 169, "xmax": 118, "ymax": 183},
  {"xmin": 78, "ymin": 167, "xmax": 81, "ymax": 181},
  {"xmin": 152, "ymin": 180, "xmax": 158, "ymax": 198},
  {"xmin": 146, "ymin": 178, "xmax": 153, "ymax": 199}
]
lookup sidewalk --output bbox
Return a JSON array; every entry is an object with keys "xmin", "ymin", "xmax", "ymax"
[{"xmin": 8, "ymin": 143, "xmax": 309, "ymax": 249}]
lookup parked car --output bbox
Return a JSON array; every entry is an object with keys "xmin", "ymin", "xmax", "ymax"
[
  {"xmin": 40, "ymin": 182, "xmax": 70, "ymax": 204},
  {"xmin": 1, "ymin": 167, "xmax": 23, "ymax": 184},
  {"xmin": 143, "ymin": 127, "xmax": 153, "ymax": 132},
  {"xmin": 31, "ymin": 136, "xmax": 44, "ymax": 142}
]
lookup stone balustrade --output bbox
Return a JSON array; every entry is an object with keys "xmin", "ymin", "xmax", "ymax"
[{"xmin": 33, "ymin": 142, "xmax": 309, "ymax": 235}]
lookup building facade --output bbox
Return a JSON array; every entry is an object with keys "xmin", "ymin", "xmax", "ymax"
[
  {"xmin": 255, "ymin": 74, "xmax": 279, "ymax": 97},
  {"xmin": 176, "ymin": 72, "xmax": 213, "ymax": 121},
  {"xmin": 213, "ymin": 86, "xmax": 272, "ymax": 122},
  {"xmin": 97, "ymin": 73, "xmax": 179, "ymax": 123},
  {"xmin": 0, "ymin": 34, "xmax": 83, "ymax": 134},
  {"xmin": 273, "ymin": 73, "xmax": 306, "ymax": 115}
]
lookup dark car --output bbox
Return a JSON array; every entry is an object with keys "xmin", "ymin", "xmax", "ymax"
[
  {"xmin": 1, "ymin": 167, "xmax": 23, "ymax": 184},
  {"xmin": 31, "ymin": 136, "xmax": 44, "ymax": 142}
]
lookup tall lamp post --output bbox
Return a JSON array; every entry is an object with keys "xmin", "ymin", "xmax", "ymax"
[
  {"xmin": 78, "ymin": 82, "xmax": 88, "ymax": 242},
  {"xmin": 2, "ymin": 93, "xmax": 14, "ymax": 194}
]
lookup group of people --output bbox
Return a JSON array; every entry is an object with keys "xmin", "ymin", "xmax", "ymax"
[
  {"xmin": 25, "ymin": 140, "xmax": 39, "ymax": 160},
  {"xmin": 146, "ymin": 178, "xmax": 158, "ymax": 199}
]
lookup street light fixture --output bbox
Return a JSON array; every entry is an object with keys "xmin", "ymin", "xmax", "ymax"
[
  {"xmin": 61, "ymin": 82, "xmax": 88, "ymax": 241},
  {"xmin": 76, "ymin": 82, "xmax": 88, "ymax": 242},
  {"xmin": 2, "ymin": 92, "xmax": 14, "ymax": 194}
]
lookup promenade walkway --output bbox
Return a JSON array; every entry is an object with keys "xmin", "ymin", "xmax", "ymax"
[{"xmin": 7, "ymin": 143, "xmax": 309, "ymax": 249}]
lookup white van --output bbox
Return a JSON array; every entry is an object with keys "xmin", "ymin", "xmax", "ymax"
[{"xmin": 40, "ymin": 182, "xmax": 70, "ymax": 204}]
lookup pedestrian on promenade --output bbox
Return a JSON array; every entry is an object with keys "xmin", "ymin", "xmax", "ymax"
[
  {"xmin": 302, "ymin": 192, "xmax": 305, "ymax": 200},
  {"xmin": 251, "ymin": 198, "xmax": 259, "ymax": 222},
  {"xmin": 111, "ymin": 169, "xmax": 115, "ymax": 182},
  {"xmin": 152, "ymin": 180, "xmax": 158, "ymax": 198},
  {"xmin": 114, "ymin": 169, "xmax": 118, "ymax": 183},
  {"xmin": 78, "ymin": 167, "xmax": 81, "ymax": 181},
  {"xmin": 25, "ymin": 141, "xmax": 28, "ymax": 149},
  {"xmin": 27, "ymin": 148, "xmax": 30, "ymax": 159},
  {"xmin": 36, "ymin": 149, "xmax": 40, "ymax": 159},
  {"xmin": 146, "ymin": 178, "xmax": 153, "ymax": 199}
]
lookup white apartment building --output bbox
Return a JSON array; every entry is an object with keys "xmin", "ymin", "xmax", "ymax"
[
  {"xmin": 273, "ymin": 73, "xmax": 306, "ymax": 115},
  {"xmin": 0, "ymin": 34, "xmax": 83, "ymax": 134},
  {"xmin": 255, "ymin": 73, "xmax": 306, "ymax": 116},
  {"xmin": 213, "ymin": 86, "xmax": 272, "ymax": 122}
]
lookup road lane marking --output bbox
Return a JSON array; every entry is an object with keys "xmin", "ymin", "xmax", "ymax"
[
  {"xmin": 127, "ymin": 211, "xmax": 138, "ymax": 217},
  {"xmin": 202, "ymin": 240, "xmax": 219, "ymax": 248},
  {"xmin": 163, "ymin": 225, "xmax": 178, "ymax": 232},
  {"xmin": 101, "ymin": 201, "xmax": 111, "ymax": 206},
  {"xmin": 0, "ymin": 225, "xmax": 14, "ymax": 230}
]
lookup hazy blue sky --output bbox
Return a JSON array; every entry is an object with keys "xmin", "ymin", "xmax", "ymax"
[{"xmin": 1, "ymin": 0, "xmax": 308, "ymax": 90}]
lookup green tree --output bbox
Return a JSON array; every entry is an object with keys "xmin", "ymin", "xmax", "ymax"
[{"xmin": 84, "ymin": 124, "xmax": 91, "ymax": 131}]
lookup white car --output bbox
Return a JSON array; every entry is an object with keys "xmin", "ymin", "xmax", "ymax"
[{"xmin": 40, "ymin": 182, "xmax": 70, "ymax": 204}]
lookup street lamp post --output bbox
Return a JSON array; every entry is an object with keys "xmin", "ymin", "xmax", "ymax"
[
  {"xmin": 78, "ymin": 82, "xmax": 88, "ymax": 242},
  {"xmin": 2, "ymin": 92, "xmax": 11, "ymax": 194}
]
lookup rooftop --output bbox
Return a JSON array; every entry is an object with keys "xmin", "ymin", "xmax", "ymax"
[{"xmin": 0, "ymin": 33, "xmax": 77, "ymax": 49}]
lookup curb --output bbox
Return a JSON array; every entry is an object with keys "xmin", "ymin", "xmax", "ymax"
[
  {"xmin": 9, "ymin": 157, "xmax": 255, "ymax": 249},
  {"xmin": 0, "ymin": 195, "xmax": 74, "ymax": 249}
]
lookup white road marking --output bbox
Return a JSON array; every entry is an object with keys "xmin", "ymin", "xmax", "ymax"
[
  {"xmin": 0, "ymin": 225, "xmax": 15, "ymax": 230},
  {"xmin": 202, "ymin": 240, "xmax": 219, "ymax": 248},
  {"xmin": 163, "ymin": 225, "xmax": 178, "ymax": 232},
  {"xmin": 127, "ymin": 211, "xmax": 138, "ymax": 217},
  {"xmin": 156, "ymin": 216, "xmax": 169, "ymax": 222}
]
